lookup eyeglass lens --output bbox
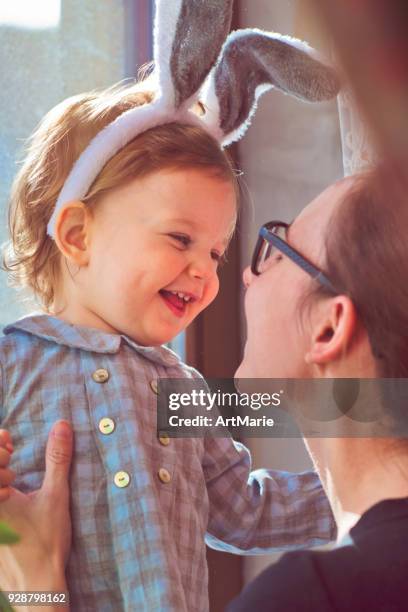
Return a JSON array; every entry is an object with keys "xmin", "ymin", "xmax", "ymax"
[{"xmin": 256, "ymin": 225, "xmax": 286, "ymax": 273}]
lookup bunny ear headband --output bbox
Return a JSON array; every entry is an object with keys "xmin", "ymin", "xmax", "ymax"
[{"xmin": 47, "ymin": 0, "xmax": 340, "ymax": 238}]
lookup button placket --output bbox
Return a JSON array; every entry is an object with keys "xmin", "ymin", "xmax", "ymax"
[{"xmin": 90, "ymin": 364, "xmax": 125, "ymax": 488}]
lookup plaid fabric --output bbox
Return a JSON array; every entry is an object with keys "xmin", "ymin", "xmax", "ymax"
[{"xmin": 0, "ymin": 315, "xmax": 335, "ymax": 611}]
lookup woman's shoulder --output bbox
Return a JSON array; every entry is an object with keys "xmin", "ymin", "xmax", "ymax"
[
  {"xmin": 227, "ymin": 498, "xmax": 408, "ymax": 612},
  {"xmin": 226, "ymin": 548, "xmax": 333, "ymax": 612}
]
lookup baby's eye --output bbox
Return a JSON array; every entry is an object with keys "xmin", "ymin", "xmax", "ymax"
[{"xmin": 169, "ymin": 233, "xmax": 191, "ymax": 247}]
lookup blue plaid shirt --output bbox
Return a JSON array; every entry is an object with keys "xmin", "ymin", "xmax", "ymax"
[{"xmin": 0, "ymin": 315, "xmax": 335, "ymax": 611}]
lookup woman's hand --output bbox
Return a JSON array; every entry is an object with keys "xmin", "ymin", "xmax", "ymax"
[
  {"xmin": 0, "ymin": 421, "xmax": 73, "ymax": 611},
  {"xmin": 0, "ymin": 429, "xmax": 15, "ymax": 500}
]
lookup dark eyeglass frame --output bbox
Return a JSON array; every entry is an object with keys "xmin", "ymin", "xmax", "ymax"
[{"xmin": 251, "ymin": 221, "xmax": 338, "ymax": 294}]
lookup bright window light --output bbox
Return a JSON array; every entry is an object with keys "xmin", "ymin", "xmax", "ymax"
[{"xmin": 0, "ymin": 0, "xmax": 61, "ymax": 29}]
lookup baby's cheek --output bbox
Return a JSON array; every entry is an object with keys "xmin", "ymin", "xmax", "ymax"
[
  {"xmin": 186, "ymin": 279, "xmax": 218, "ymax": 325},
  {"xmin": 201, "ymin": 276, "xmax": 220, "ymax": 310}
]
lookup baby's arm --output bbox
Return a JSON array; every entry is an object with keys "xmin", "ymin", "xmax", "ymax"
[{"xmin": 204, "ymin": 435, "xmax": 336, "ymax": 554}]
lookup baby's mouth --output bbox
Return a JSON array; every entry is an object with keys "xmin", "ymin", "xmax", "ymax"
[{"xmin": 159, "ymin": 290, "xmax": 191, "ymax": 317}]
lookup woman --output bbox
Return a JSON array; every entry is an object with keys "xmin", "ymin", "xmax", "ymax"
[
  {"xmin": 2, "ymin": 167, "xmax": 408, "ymax": 611},
  {"xmin": 229, "ymin": 167, "xmax": 408, "ymax": 610}
]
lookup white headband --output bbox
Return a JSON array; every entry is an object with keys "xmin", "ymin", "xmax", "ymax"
[{"xmin": 47, "ymin": 0, "xmax": 339, "ymax": 238}]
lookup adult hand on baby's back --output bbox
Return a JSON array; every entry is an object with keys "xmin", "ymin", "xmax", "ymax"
[
  {"xmin": 0, "ymin": 429, "xmax": 15, "ymax": 500},
  {"xmin": 0, "ymin": 421, "xmax": 72, "ymax": 600}
]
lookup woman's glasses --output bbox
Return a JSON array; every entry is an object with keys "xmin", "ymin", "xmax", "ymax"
[{"xmin": 251, "ymin": 221, "xmax": 338, "ymax": 293}]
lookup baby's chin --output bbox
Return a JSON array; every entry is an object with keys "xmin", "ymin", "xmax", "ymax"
[
  {"xmin": 126, "ymin": 327, "xmax": 184, "ymax": 348},
  {"xmin": 126, "ymin": 333, "xmax": 170, "ymax": 347}
]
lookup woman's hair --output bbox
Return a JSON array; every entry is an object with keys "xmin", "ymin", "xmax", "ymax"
[
  {"xmin": 315, "ymin": 166, "xmax": 408, "ymax": 377},
  {"xmin": 2, "ymin": 82, "xmax": 238, "ymax": 311}
]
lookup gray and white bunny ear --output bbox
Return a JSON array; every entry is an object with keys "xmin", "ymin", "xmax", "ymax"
[
  {"xmin": 155, "ymin": 0, "xmax": 233, "ymax": 110},
  {"xmin": 200, "ymin": 29, "xmax": 340, "ymax": 146}
]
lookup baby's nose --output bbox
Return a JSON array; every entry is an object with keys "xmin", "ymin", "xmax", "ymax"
[
  {"xmin": 189, "ymin": 255, "xmax": 214, "ymax": 281},
  {"xmin": 242, "ymin": 265, "xmax": 253, "ymax": 288}
]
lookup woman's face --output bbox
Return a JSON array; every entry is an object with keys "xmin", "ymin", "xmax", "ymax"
[{"xmin": 236, "ymin": 179, "xmax": 352, "ymax": 379}]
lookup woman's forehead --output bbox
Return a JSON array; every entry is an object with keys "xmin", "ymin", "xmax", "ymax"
[{"xmin": 288, "ymin": 178, "xmax": 354, "ymax": 260}]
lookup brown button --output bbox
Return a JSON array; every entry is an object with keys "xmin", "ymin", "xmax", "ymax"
[
  {"xmin": 114, "ymin": 471, "xmax": 130, "ymax": 488},
  {"xmin": 158, "ymin": 433, "xmax": 170, "ymax": 447},
  {"xmin": 149, "ymin": 379, "xmax": 159, "ymax": 394},
  {"xmin": 99, "ymin": 417, "xmax": 115, "ymax": 435},
  {"xmin": 158, "ymin": 468, "xmax": 171, "ymax": 484},
  {"xmin": 92, "ymin": 368, "xmax": 110, "ymax": 383}
]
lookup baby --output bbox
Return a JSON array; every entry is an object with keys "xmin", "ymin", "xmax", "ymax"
[{"xmin": 0, "ymin": 2, "xmax": 340, "ymax": 610}]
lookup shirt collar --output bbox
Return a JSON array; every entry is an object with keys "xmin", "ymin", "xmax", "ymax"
[{"xmin": 3, "ymin": 314, "xmax": 181, "ymax": 368}]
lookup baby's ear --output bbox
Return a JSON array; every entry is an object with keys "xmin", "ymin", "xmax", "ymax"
[
  {"xmin": 200, "ymin": 30, "xmax": 340, "ymax": 146},
  {"xmin": 53, "ymin": 201, "xmax": 91, "ymax": 266}
]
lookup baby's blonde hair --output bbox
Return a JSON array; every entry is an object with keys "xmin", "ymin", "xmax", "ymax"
[{"xmin": 3, "ymin": 82, "xmax": 238, "ymax": 311}]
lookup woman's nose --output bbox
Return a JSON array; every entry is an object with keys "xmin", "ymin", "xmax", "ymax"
[{"xmin": 243, "ymin": 265, "xmax": 253, "ymax": 288}]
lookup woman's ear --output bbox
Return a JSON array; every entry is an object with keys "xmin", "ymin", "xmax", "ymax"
[
  {"xmin": 53, "ymin": 201, "xmax": 92, "ymax": 267},
  {"xmin": 305, "ymin": 295, "xmax": 357, "ymax": 366}
]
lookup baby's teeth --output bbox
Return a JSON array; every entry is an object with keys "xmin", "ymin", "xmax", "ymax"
[{"xmin": 169, "ymin": 290, "xmax": 191, "ymax": 302}]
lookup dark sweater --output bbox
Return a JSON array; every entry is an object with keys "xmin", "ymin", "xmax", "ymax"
[{"xmin": 227, "ymin": 497, "xmax": 408, "ymax": 612}]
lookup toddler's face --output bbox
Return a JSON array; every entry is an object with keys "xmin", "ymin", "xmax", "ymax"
[{"xmin": 72, "ymin": 168, "xmax": 236, "ymax": 345}]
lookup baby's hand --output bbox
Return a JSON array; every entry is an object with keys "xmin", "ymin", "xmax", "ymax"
[{"xmin": 0, "ymin": 429, "xmax": 15, "ymax": 501}]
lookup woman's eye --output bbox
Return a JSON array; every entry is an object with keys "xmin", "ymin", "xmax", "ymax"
[
  {"xmin": 266, "ymin": 251, "xmax": 283, "ymax": 264},
  {"xmin": 260, "ymin": 253, "xmax": 282, "ymax": 273},
  {"xmin": 169, "ymin": 233, "xmax": 191, "ymax": 247}
]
